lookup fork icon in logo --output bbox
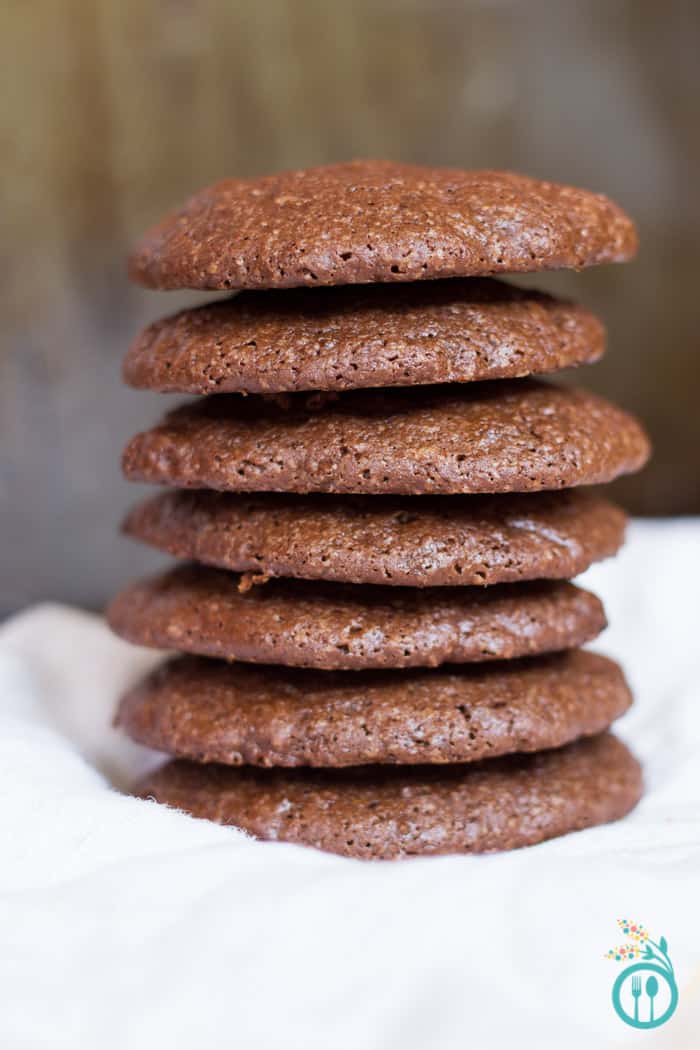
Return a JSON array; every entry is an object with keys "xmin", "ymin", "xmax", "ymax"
[{"xmin": 630, "ymin": 975, "xmax": 642, "ymax": 1023}]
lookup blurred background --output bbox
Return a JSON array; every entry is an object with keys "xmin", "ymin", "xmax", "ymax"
[{"xmin": 2, "ymin": 0, "xmax": 699, "ymax": 616}]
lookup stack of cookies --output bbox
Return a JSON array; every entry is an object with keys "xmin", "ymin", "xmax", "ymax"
[{"xmin": 109, "ymin": 161, "xmax": 650, "ymax": 859}]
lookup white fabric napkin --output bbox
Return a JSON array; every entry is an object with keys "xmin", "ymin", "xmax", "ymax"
[{"xmin": 1, "ymin": 520, "xmax": 699, "ymax": 1049}]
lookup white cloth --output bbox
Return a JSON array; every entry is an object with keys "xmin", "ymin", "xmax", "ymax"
[{"xmin": 1, "ymin": 520, "xmax": 699, "ymax": 1049}]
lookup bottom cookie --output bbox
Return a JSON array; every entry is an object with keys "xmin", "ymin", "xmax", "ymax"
[{"xmin": 137, "ymin": 733, "xmax": 641, "ymax": 859}]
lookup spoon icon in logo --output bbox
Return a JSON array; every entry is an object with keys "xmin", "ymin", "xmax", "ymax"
[{"xmin": 646, "ymin": 975, "xmax": 659, "ymax": 1023}]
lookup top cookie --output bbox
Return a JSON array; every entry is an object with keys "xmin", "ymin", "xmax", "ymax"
[{"xmin": 128, "ymin": 161, "xmax": 638, "ymax": 291}]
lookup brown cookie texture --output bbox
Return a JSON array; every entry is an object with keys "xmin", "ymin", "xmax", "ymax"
[
  {"xmin": 136, "ymin": 733, "xmax": 642, "ymax": 858},
  {"xmin": 123, "ymin": 489, "xmax": 626, "ymax": 588},
  {"xmin": 121, "ymin": 379, "xmax": 650, "ymax": 496},
  {"xmin": 128, "ymin": 161, "xmax": 637, "ymax": 291},
  {"xmin": 117, "ymin": 650, "xmax": 632, "ymax": 768},
  {"xmin": 106, "ymin": 566, "xmax": 605, "ymax": 671},
  {"xmin": 123, "ymin": 278, "xmax": 605, "ymax": 394}
]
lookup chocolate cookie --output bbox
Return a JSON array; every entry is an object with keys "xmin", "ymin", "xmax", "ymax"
[
  {"xmin": 123, "ymin": 278, "xmax": 605, "ymax": 394},
  {"xmin": 128, "ymin": 161, "xmax": 637, "ymax": 291},
  {"xmin": 122, "ymin": 380, "xmax": 650, "ymax": 496},
  {"xmin": 123, "ymin": 489, "xmax": 626, "ymax": 588},
  {"xmin": 137, "ymin": 733, "xmax": 642, "ymax": 858},
  {"xmin": 117, "ymin": 650, "xmax": 631, "ymax": 768},
  {"xmin": 106, "ymin": 566, "xmax": 605, "ymax": 670}
]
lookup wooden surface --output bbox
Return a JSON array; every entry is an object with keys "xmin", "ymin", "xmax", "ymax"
[{"xmin": 2, "ymin": 0, "xmax": 699, "ymax": 614}]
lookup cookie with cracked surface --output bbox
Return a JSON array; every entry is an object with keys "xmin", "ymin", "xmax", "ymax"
[
  {"xmin": 123, "ymin": 278, "xmax": 605, "ymax": 394},
  {"xmin": 121, "ymin": 380, "xmax": 650, "ymax": 496},
  {"xmin": 136, "ymin": 733, "xmax": 642, "ymax": 858},
  {"xmin": 122, "ymin": 489, "xmax": 626, "ymax": 588},
  {"xmin": 106, "ymin": 566, "xmax": 606, "ymax": 670},
  {"xmin": 117, "ymin": 650, "xmax": 632, "ymax": 768},
  {"xmin": 128, "ymin": 161, "xmax": 637, "ymax": 291}
]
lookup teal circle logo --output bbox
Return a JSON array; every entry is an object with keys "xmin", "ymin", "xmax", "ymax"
[
  {"xmin": 612, "ymin": 963, "xmax": 678, "ymax": 1029},
  {"xmin": 605, "ymin": 920, "xmax": 678, "ymax": 1030}
]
